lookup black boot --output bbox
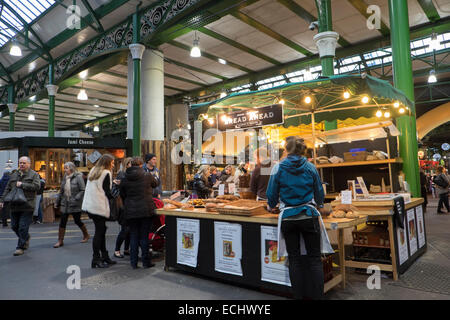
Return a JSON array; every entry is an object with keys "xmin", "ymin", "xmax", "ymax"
[
  {"xmin": 101, "ymin": 251, "xmax": 117, "ymax": 265},
  {"xmin": 91, "ymin": 254, "xmax": 109, "ymax": 268}
]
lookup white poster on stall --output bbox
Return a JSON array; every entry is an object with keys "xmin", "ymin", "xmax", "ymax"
[
  {"xmin": 260, "ymin": 226, "xmax": 291, "ymax": 286},
  {"xmin": 407, "ymin": 209, "xmax": 418, "ymax": 255},
  {"xmin": 396, "ymin": 217, "xmax": 409, "ymax": 266},
  {"xmin": 214, "ymin": 222, "xmax": 243, "ymax": 276},
  {"xmin": 416, "ymin": 206, "xmax": 426, "ymax": 248},
  {"xmin": 176, "ymin": 218, "xmax": 200, "ymax": 267}
]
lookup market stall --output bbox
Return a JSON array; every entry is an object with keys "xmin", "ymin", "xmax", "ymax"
[
  {"xmin": 157, "ymin": 201, "xmax": 367, "ymax": 295},
  {"xmin": 0, "ymin": 135, "xmax": 131, "ymax": 222}
]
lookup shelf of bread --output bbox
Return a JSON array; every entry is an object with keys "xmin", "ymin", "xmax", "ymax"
[{"xmin": 316, "ymin": 158, "xmax": 403, "ymax": 169}]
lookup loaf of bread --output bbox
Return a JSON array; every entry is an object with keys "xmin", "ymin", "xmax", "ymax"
[{"xmin": 332, "ymin": 210, "xmax": 346, "ymax": 218}]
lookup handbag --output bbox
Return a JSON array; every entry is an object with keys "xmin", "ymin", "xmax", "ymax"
[
  {"xmin": 108, "ymin": 196, "xmax": 123, "ymax": 222},
  {"xmin": 4, "ymin": 187, "xmax": 28, "ymax": 205}
]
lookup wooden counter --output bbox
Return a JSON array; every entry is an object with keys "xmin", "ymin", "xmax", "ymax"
[
  {"xmin": 329, "ymin": 197, "xmax": 426, "ymax": 280},
  {"xmin": 157, "ymin": 207, "xmax": 368, "ymax": 293}
]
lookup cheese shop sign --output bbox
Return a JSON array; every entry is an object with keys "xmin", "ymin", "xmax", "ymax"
[{"xmin": 217, "ymin": 104, "xmax": 284, "ymax": 131}]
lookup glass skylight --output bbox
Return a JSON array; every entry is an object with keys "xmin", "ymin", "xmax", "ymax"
[{"xmin": 0, "ymin": 0, "xmax": 55, "ymax": 46}]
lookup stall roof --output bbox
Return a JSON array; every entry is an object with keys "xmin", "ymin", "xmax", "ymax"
[{"xmin": 190, "ymin": 74, "xmax": 414, "ymax": 124}]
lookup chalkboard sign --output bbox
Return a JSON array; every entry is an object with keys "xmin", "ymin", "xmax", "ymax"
[{"xmin": 217, "ymin": 104, "xmax": 284, "ymax": 131}]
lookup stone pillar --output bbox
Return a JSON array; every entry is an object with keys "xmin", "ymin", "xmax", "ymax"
[{"xmin": 141, "ymin": 49, "xmax": 165, "ymax": 141}]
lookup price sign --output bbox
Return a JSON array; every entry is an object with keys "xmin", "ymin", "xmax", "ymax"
[
  {"xmin": 218, "ymin": 184, "xmax": 225, "ymax": 196},
  {"xmin": 341, "ymin": 190, "xmax": 353, "ymax": 204},
  {"xmin": 228, "ymin": 183, "xmax": 236, "ymax": 194}
]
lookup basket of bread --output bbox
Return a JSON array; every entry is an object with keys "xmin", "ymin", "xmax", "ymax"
[
  {"xmin": 163, "ymin": 199, "xmax": 194, "ymax": 210},
  {"xmin": 216, "ymin": 199, "xmax": 267, "ymax": 216},
  {"xmin": 330, "ymin": 204, "xmax": 360, "ymax": 219}
]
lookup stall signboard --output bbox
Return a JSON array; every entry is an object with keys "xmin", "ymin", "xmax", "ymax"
[
  {"xmin": 406, "ymin": 209, "xmax": 418, "ymax": 255},
  {"xmin": 260, "ymin": 226, "xmax": 291, "ymax": 286},
  {"xmin": 176, "ymin": 218, "xmax": 200, "ymax": 268},
  {"xmin": 396, "ymin": 215, "xmax": 409, "ymax": 266},
  {"xmin": 416, "ymin": 206, "xmax": 426, "ymax": 249},
  {"xmin": 87, "ymin": 150, "xmax": 102, "ymax": 164},
  {"xmin": 214, "ymin": 222, "xmax": 243, "ymax": 276},
  {"xmin": 217, "ymin": 104, "xmax": 284, "ymax": 131}
]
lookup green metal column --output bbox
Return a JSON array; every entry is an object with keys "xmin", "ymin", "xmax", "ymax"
[
  {"xmin": 47, "ymin": 64, "xmax": 56, "ymax": 137},
  {"xmin": 388, "ymin": 0, "xmax": 420, "ymax": 197},
  {"xmin": 7, "ymin": 85, "xmax": 15, "ymax": 132},
  {"xmin": 130, "ymin": 11, "xmax": 144, "ymax": 157},
  {"xmin": 315, "ymin": 0, "xmax": 337, "ymax": 130},
  {"xmin": 315, "ymin": 0, "xmax": 334, "ymax": 76}
]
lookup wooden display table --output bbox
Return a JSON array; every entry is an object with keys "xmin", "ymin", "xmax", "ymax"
[
  {"xmin": 157, "ymin": 208, "xmax": 367, "ymax": 294},
  {"xmin": 331, "ymin": 198, "xmax": 426, "ymax": 280}
]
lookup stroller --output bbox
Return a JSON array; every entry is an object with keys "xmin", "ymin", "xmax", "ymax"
[{"xmin": 149, "ymin": 198, "xmax": 165, "ymax": 256}]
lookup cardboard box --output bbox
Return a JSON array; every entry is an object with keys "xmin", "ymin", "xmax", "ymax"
[{"xmin": 344, "ymin": 151, "xmax": 369, "ymax": 162}]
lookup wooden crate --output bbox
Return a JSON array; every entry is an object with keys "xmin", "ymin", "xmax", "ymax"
[
  {"xmin": 216, "ymin": 200, "xmax": 267, "ymax": 216},
  {"xmin": 352, "ymin": 225, "xmax": 390, "ymax": 248},
  {"xmin": 322, "ymin": 255, "xmax": 334, "ymax": 283}
]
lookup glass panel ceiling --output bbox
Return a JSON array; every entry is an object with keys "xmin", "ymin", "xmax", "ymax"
[{"xmin": 0, "ymin": 0, "xmax": 55, "ymax": 46}]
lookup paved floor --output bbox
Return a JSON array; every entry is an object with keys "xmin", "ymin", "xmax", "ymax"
[{"xmin": 1, "ymin": 196, "xmax": 449, "ymax": 300}]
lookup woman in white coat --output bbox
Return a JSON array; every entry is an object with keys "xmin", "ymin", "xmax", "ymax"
[{"xmin": 82, "ymin": 154, "xmax": 116, "ymax": 268}]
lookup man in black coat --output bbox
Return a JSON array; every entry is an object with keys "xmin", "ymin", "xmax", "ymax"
[
  {"xmin": 0, "ymin": 157, "xmax": 40, "ymax": 256},
  {"xmin": 119, "ymin": 157, "xmax": 159, "ymax": 269}
]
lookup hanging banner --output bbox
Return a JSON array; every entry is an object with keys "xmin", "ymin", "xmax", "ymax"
[
  {"xmin": 396, "ymin": 215, "xmax": 409, "ymax": 266},
  {"xmin": 407, "ymin": 209, "xmax": 418, "ymax": 255},
  {"xmin": 416, "ymin": 206, "xmax": 426, "ymax": 249},
  {"xmin": 176, "ymin": 218, "xmax": 200, "ymax": 268},
  {"xmin": 260, "ymin": 226, "xmax": 291, "ymax": 286},
  {"xmin": 214, "ymin": 221, "xmax": 243, "ymax": 276},
  {"xmin": 217, "ymin": 104, "xmax": 284, "ymax": 131}
]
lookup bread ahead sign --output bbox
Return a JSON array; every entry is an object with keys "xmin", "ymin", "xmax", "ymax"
[{"xmin": 217, "ymin": 104, "xmax": 284, "ymax": 131}]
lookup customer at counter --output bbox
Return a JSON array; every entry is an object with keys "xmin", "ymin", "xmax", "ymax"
[
  {"xmin": 266, "ymin": 136, "xmax": 327, "ymax": 300},
  {"xmin": 219, "ymin": 165, "xmax": 233, "ymax": 183},
  {"xmin": 208, "ymin": 166, "xmax": 218, "ymax": 188},
  {"xmin": 434, "ymin": 166, "xmax": 450, "ymax": 214},
  {"xmin": 193, "ymin": 165, "xmax": 212, "ymax": 199},
  {"xmin": 250, "ymin": 147, "xmax": 271, "ymax": 201}
]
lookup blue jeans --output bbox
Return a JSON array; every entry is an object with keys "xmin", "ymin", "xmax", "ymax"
[
  {"xmin": 128, "ymin": 217, "xmax": 152, "ymax": 267},
  {"xmin": 11, "ymin": 211, "xmax": 33, "ymax": 250}
]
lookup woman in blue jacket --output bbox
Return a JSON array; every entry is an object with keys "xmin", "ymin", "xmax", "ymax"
[{"xmin": 266, "ymin": 136, "xmax": 327, "ymax": 300}]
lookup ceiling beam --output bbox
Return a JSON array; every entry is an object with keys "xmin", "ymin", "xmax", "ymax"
[
  {"xmin": 416, "ymin": 0, "xmax": 441, "ymax": 23},
  {"xmin": 347, "ymin": 0, "xmax": 390, "ymax": 37},
  {"xmin": 81, "ymin": 0, "xmax": 105, "ymax": 32},
  {"xmin": 165, "ymin": 73, "xmax": 206, "ymax": 87},
  {"xmin": 276, "ymin": 0, "xmax": 351, "ymax": 47},
  {"xmin": 168, "ymin": 40, "xmax": 253, "ymax": 73},
  {"xmin": 197, "ymin": 26, "xmax": 282, "ymax": 65},
  {"xmin": 230, "ymin": 10, "xmax": 314, "ymax": 57},
  {"xmin": 165, "ymin": 85, "xmax": 189, "ymax": 93},
  {"xmin": 69, "ymin": 86, "xmax": 127, "ymax": 100},
  {"xmin": 165, "ymin": 57, "xmax": 228, "ymax": 80}
]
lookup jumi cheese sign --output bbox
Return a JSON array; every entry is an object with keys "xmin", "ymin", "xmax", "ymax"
[{"xmin": 217, "ymin": 104, "xmax": 284, "ymax": 131}]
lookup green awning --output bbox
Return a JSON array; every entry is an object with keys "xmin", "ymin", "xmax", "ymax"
[{"xmin": 190, "ymin": 74, "xmax": 414, "ymax": 125}]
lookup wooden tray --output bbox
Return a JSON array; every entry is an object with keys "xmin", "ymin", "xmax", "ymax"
[{"xmin": 216, "ymin": 199, "xmax": 268, "ymax": 216}]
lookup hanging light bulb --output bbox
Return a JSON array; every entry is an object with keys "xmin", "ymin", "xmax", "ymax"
[
  {"xmin": 218, "ymin": 58, "xmax": 227, "ymax": 65},
  {"xmin": 399, "ymin": 107, "xmax": 405, "ymax": 114},
  {"xmin": 429, "ymin": 32, "xmax": 440, "ymax": 51},
  {"xmin": 77, "ymin": 89, "xmax": 88, "ymax": 100},
  {"xmin": 10, "ymin": 41, "xmax": 22, "ymax": 57},
  {"xmin": 93, "ymin": 125, "xmax": 99, "ymax": 132},
  {"xmin": 220, "ymin": 91, "xmax": 227, "ymax": 98},
  {"xmin": 384, "ymin": 111, "xmax": 391, "ymax": 118},
  {"xmin": 376, "ymin": 110, "xmax": 382, "ymax": 118},
  {"xmin": 393, "ymin": 101, "xmax": 400, "ymax": 108},
  {"xmin": 208, "ymin": 118, "xmax": 215, "ymax": 125},
  {"xmin": 279, "ymin": 98, "xmax": 285, "ymax": 105},
  {"xmin": 190, "ymin": 32, "xmax": 201, "ymax": 58},
  {"xmin": 28, "ymin": 114, "xmax": 35, "ymax": 121},
  {"xmin": 343, "ymin": 91, "xmax": 350, "ymax": 99},
  {"xmin": 361, "ymin": 96, "xmax": 370, "ymax": 104},
  {"xmin": 428, "ymin": 69, "xmax": 437, "ymax": 83},
  {"xmin": 304, "ymin": 96, "xmax": 312, "ymax": 104}
]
